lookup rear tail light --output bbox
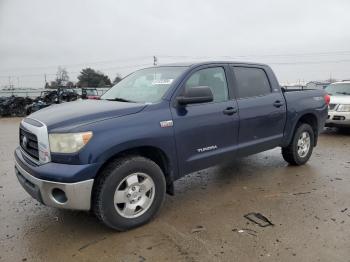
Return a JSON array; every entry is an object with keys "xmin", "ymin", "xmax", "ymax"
[{"xmin": 324, "ymin": 94, "xmax": 330, "ymax": 105}]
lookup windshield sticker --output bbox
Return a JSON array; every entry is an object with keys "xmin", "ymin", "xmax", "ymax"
[{"xmin": 151, "ymin": 79, "xmax": 174, "ymax": 85}]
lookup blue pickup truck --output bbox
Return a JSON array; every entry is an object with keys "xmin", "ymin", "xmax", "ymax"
[{"xmin": 15, "ymin": 62, "xmax": 329, "ymax": 230}]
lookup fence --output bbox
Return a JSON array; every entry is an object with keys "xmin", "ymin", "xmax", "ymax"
[{"xmin": 0, "ymin": 88, "xmax": 110, "ymax": 98}]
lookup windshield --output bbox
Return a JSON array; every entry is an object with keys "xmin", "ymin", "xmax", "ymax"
[
  {"xmin": 101, "ymin": 66, "xmax": 187, "ymax": 103},
  {"xmin": 325, "ymin": 83, "xmax": 350, "ymax": 95}
]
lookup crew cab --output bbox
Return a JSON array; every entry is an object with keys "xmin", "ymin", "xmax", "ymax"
[
  {"xmin": 325, "ymin": 81, "xmax": 350, "ymax": 128},
  {"xmin": 14, "ymin": 62, "xmax": 328, "ymax": 230}
]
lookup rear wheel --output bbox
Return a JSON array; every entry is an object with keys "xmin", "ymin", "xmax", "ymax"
[
  {"xmin": 93, "ymin": 156, "xmax": 166, "ymax": 231},
  {"xmin": 282, "ymin": 123, "xmax": 315, "ymax": 165}
]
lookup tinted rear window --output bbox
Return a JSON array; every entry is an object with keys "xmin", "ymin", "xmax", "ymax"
[{"xmin": 233, "ymin": 67, "xmax": 271, "ymax": 98}]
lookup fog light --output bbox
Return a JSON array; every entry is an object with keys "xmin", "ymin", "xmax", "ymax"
[{"xmin": 51, "ymin": 188, "xmax": 68, "ymax": 204}]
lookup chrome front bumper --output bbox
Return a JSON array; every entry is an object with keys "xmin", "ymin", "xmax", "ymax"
[
  {"xmin": 326, "ymin": 111, "xmax": 350, "ymax": 127},
  {"xmin": 15, "ymin": 158, "xmax": 94, "ymax": 211}
]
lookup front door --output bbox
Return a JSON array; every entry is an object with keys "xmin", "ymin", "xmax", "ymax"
[{"xmin": 171, "ymin": 66, "xmax": 239, "ymax": 174}]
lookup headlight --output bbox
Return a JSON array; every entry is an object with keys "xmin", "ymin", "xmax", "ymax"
[
  {"xmin": 49, "ymin": 132, "xmax": 93, "ymax": 153},
  {"xmin": 337, "ymin": 104, "xmax": 350, "ymax": 112}
]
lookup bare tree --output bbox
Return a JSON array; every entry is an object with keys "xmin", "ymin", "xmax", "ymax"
[{"xmin": 56, "ymin": 67, "xmax": 69, "ymax": 86}]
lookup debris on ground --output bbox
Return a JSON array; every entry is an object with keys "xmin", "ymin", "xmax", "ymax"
[
  {"xmin": 244, "ymin": 213, "xmax": 274, "ymax": 227},
  {"xmin": 191, "ymin": 225, "xmax": 206, "ymax": 233},
  {"xmin": 292, "ymin": 192, "xmax": 311, "ymax": 196},
  {"xmin": 78, "ymin": 237, "xmax": 107, "ymax": 251},
  {"xmin": 232, "ymin": 228, "xmax": 257, "ymax": 237},
  {"xmin": 341, "ymin": 208, "xmax": 348, "ymax": 213}
]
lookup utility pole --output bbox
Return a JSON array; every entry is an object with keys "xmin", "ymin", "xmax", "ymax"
[
  {"xmin": 44, "ymin": 74, "xmax": 48, "ymax": 88},
  {"xmin": 8, "ymin": 76, "xmax": 14, "ymax": 90},
  {"xmin": 153, "ymin": 56, "xmax": 158, "ymax": 66}
]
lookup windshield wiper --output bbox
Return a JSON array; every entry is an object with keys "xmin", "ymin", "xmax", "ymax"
[
  {"xmin": 336, "ymin": 92, "xmax": 350, "ymax": 95},
  {"xmin": 105, "ymin": 97, "xmax": 135, "ymax": 103}
]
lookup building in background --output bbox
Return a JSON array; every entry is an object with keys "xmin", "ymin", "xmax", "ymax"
[{"xmin": 305, "ymin": 81, "xmax": 332, "ymax": 90}]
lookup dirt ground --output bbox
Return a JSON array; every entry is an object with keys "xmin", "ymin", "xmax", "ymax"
[{"xmin": 0, "ymin": 118, "xmax": 349, "ymax": 262}]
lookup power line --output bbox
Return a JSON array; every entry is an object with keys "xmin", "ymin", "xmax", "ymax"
[
  {"xmin": 158, "ymin": 56, "xmax": 350, "ymax": 65},
  {"xmin": 3, "ymin": 57, "xmax": 350, "ymax": 79},
  {"xmin": 269, "ymin": 59, "xmax": 350, "ymax": 65},
  {"xmin": 2, "ymin": 50, "xmax": 350, "ymax": 72},
  {"xmin": 158, "ymin": 50, "xmax": 350, "ymax": 59},
  {"xmin": 2, "ymin": 56, "xmax": 350, "ymax": 87}
]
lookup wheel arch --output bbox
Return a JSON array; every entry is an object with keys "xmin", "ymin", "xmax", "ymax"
[
  {"xmin": 94, "ymin": 146, "xmax": 175, "ymax": 195},
  {"xmin": 288, "ymin": 113, "xmax": 319, "ymax": 147}
]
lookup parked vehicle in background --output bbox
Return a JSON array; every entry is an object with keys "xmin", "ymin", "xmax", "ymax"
[
  {"xmin": 0, "ymin": 88, "xmax": 82, "ymax": 116},
  {"xmin": 0, "ymin": 95, "xmax": 33, "ymax": 117},
  {"xmin": 81, "ymin": 88, "xmax": 100, "ymax": 100},
  {"xmin": 26, "ymin": 91, "xmax": 55, "ymax": 115},
  {"xmin": 15, "ymin": 61, "xmax": 328, "ymax": 231},
  {"xmin": 325, "ymin": 81, "xmax": 350, "ymax": 128},
  {"xmin": 26, "ymin": 88, "xmax": 80, "ymax": 114},
  {"xmin": 56, "ymin": 88, "xmax": 80, "ymax": 103}
]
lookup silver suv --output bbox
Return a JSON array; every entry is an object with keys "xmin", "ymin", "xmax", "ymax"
[{"xmin": 325, "ymin": 81, "xmax": 350, "ymax": 128}]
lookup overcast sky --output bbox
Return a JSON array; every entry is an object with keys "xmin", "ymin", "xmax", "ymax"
[{"xmin": 1, "ymin": 0, "xmax": 350, "ymax": 88}]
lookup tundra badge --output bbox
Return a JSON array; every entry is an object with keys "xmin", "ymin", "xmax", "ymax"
[{"xmin": 197, "ymin": 145, "xmax": 218, "ymax": 153}]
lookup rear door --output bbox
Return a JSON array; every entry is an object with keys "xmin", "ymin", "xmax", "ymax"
[
  {"xmin": 171, "ymin": 65, "xmax": 239, "ymax": 174},
  {"xmin": 231, "ymin": 65, "xmax": 286, "ymax": 156}
]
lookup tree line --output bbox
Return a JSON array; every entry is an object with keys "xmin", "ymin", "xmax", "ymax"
[{"xmin": 45, "ymin": 67, "xmax": 122, "ymax": 89}]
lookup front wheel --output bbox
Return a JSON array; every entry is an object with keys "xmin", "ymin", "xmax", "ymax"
[
  {"xmin": 282, "ymin": 123, "xmax": 315, "ymax": 165},
  {"xmin": 92, "ymin": 156, "xmax": 166, "ymax": 231}
]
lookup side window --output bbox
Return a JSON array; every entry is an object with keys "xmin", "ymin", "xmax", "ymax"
[
  {"xmin": 185, "ymin": 67, "xmax": 229, "ymax": 103},
  {"xmin": 233, "ymin": 67, "xmax": 271, "ymax": 98}
]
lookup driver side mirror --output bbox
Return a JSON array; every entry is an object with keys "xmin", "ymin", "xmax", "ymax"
[{"xmin": 177, "ymin": 86, "xmax": 213, "ymax": 105}]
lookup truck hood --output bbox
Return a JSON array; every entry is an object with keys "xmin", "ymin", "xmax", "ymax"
[
  {"xmin": 29, "ymin": 99, "xmax": 147, "ymax": 131},
  {"xmin": 329, "ymin": 95, "xmax": 350, "ymax": 104}
]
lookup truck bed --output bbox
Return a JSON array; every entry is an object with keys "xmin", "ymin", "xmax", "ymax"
[{"xmin": 281, "ymin": 88, "xmax": 328, "ymax": 146}]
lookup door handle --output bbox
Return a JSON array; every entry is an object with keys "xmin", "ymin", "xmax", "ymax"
[
  {"xmin": 273, "ymin": 100, "xmax": 284, "ymax": 108},
  {"xmin": 223, "ymin": 107, "xmax": 237, "ymax": 115}
]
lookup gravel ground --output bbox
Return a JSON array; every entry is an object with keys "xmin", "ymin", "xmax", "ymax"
[{"xmin": 0, "ymin": 118, "xmax": 349, "ymax": 262}]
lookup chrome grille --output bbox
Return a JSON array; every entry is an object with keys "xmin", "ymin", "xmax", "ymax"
[{"xmin": 20, "ymin": 128, "xmax": 39, "ymax": 161}]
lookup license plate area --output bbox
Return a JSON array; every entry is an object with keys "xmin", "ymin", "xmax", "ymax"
[{"xmin": 15, "ymin": 166, "xmax": 43, "ymax": 203}]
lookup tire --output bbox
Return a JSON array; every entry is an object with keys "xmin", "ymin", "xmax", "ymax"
[
  {"xmin": 92, "ymin": 156, "xmax": 166, "ymax": 231},
  {"xmin": 282, "ymin": 123, "xmax": 315, "ymax": 165}
]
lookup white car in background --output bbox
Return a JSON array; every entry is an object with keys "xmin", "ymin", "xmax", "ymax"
[{"xmin": 325, "ymin": 81, "xmax": 350, "ymax": 128}]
